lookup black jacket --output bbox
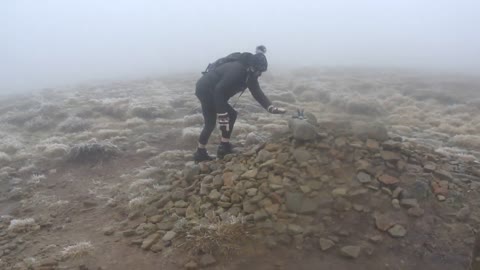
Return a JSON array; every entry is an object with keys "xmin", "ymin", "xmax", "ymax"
[{"xmin": 196, "ymin": 61, "xmax": 272, "ymax": 114}]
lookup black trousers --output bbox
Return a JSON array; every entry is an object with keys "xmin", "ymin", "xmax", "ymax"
[{"xmin": 195, "ymin": 78, "xmax": 237, "ymax": 145}]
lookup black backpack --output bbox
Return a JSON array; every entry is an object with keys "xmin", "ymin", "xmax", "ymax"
[{"xmin": 202, "ymin": 52, "xmax": 252, "ymax": 74}]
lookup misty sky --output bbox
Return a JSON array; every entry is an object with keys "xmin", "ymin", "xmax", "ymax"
[{"xmin": 1, "ymin": 0, "xmax": 480, "ymax": 93}]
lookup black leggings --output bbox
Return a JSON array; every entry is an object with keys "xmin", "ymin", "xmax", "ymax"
[{"xmin": 196, "ymin": 85, "xmax": 237, "ymax": 145}]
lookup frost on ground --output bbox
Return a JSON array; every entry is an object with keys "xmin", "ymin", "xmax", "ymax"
[
  {"xmin": 8, "ymin": 218, "xmax": 39, "ymax": 233},
  {"xmin": 68, "ymin": 140, "xmax": 120, "ymax": 162},
  {"xmin": 60, "ymin": 241, "xmax": 94, "ymax": 260}
]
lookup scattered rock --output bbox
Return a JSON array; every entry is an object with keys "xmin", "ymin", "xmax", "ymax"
[
  {"xmin": 245, "ymin": 132, "xmax": 263, "ymax": 146},
  {"xmin": 392, "ymin": 199, "xmax": 401, "ymax": 209},
  {"xmin": 208, "ymin": 189, "xmax": 221, "ymax": 201},
  {"xmin": 287, "ymin": 224, "xmax": 304, "ymax": 234},
  {"xmin": 171, "ymin": 189, "xmax": 186, "ymax": 201},
  {"xmin": 199, "ymin": 254, "xmax": 217, "ymax": 267},
  {"xmin": 400, "ymin": 198, "xmax": 419, "ymax": 209},
  {"xmin": 102, "ymin": 226, "xmax": 115, "ymax": 236},
  {"xmin": 122, "ymin": 230, "xmax": 135, "ymax": 237},
  {"xmin": 319, "ymin": 238, "xmax": 335, "ymax": 251},
  {"xmin": 456, "ymin": 205, "xmax": 471, "ymax": 222},
  {"xmin": 141, "ymin": 233, "xmax": 161, "ymax": 250},
  {"xmin": 388, "ymin": 224, "xmax": 406, "ymax": 238},
  {"xmin": 437, "ymin": 194, "xmax": 446, "ymax": 201},
  {"xmin": 369, "ymin": 235, "xmax": 383, "ymax": 243},
  {"xmin": 150, "ymin": 243, "xmax": 163, "ymax": 253},
  {"xmin": 162, "ymin": 231, "xmax": 176, "ymax": 241},
  {"xmin": 392, "ymin": 187, "xmax": 403, "ymax": 198},
  {"xmin": 242, "ymin": 169, "xmax": 258, "ymax": 179},
  {"xmin": 243, "ymin": 201, "xmax": 257, "ymax": 214},
  {"xmin": 332, "ymin": 186, "xmax": 349, "ymax": 196},
  {"xmin": 340, "ymin": 245, "xmax": 361, "ymax": 259},
  {"xmin": 293, "ymin": 148, "xmax": 312, "ymax": 163},
  {"xmin": 183, "ymin": 163, "xmax": 200, "ymax": 184},
  {"xmin": 356, "ymin": 172, "xmax": 372, "ymax": 184},
  {"xmin": 366, "ymin": 139, "xmax": 379, "ymax": 150},
  {"xmin": 223, "ymin": 172, "xmax": 237, "ymax": 187},
  {"xmin": 374, "ymin": 214, "xmax": 394, "ymax": 231},
  {"xmin": 381, "ymin": 150, "xmax": 402, "ymax": 161},
  {"xmin": 246, "ymin": 188, "xmax": 258, "ymax": 197},
  {"xmin": 377, "ymin": 174, "xmax": 399, "ymax": 185},
  {"xmin": 434, "ymin": 169, "xmax": 453, "ymax": 181},
  {"xmin": 256, "ymin": 149, "xmax": 273, "ymax": 163},
  {"xmin": 288, "ymin": 119, "xmax": 317, "ymax": 141},
  {"xmin": 254, "ymin": 209, "xmax": 269, "ymax": 222},
  {"xmin": 423, "ymin": 163, "xmax": 436, "ymax": 172},
  {"xmin": 185, "ymin": 261, "xmax": 198, "ymax": 269},
  {"xmin": 431, "ymin": 180, "xmax": 448, "ymax": 195},
  {"xmin": 285, "ymin": 192, "xmax": 320, "ymax": 214},
  {"xmin": 83, "ymin": 200, "xmax": 98, "ymax": 208},
  {"xmin": 407, "ymin": 207, "xmax": 424, "ymax": 217}
]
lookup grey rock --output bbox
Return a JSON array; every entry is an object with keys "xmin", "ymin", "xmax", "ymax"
[
  {"xmin": 256, "ymin": 149, "xmax": 273, "ymax": 163},
  {"xmin": 171, "ymin": 189, "xmax": 186, "ymax": 201},
  {"xmin": 122, "ymin": 230, "xmax": 135, "ymax": 237},
  {"xmin": 212, "ymin": 175, "xmax": 223, "ymax": 188},
  {"xmin": 381, "ymin": 151, "xmax": 401, "ymax": 161},
  {"xmin": 162, "ymin": 231, "xmax": 176, "ymax": 241},
  {"xmin": 356, "ymin": 172, "xmax": 372, "ymax": 184},
  {"xmin": 183, "ymin": 163, "xmax": 200, "ymax": 184},
  {"xmin": 245, "ymin": 132, "xmax": 263, "ymax": 146},
  {"xmin": 102, "ymin": 226, "xmax": 115, "ymax": 236},
  {"xmin": 293, "ymin": 148, "xmax": 312, "ymax": 163},
  {"xmin": 388, "ymin": 224, "xmax": 407, "ymax": 238},
  {"xmin": 246, "ymin": 188, "xmax": 258, "ymax": 197},
  {"xmin": 340, "ymin": 245, "xmax": 361, "ymax": 259},
  {"xmin": 287, "ymin": 224, "xmax": 304, "ymax": 234},
  {"xmin": 407, "ymin": 180, "xmax": 430, "ymax": 200},
  {"xmin": 400, "ymin": 198, "xmax": 419, "ymax": 209},
  {"xmin": 456, "ymin": 205, "xmax": 471, "ymax": 222},
  {"xmin": 141, "ymin": 233, "xmax": 161, "ymax": 250},
  {"xmin": 285, "ymin": 192, "xmax": 302, "ymax": 213},
  {"xmin": 288, "ymin": 118, "xmax": 317, "ymax": 141},
  {"xmin": 243, "ymin": 201, "xmax": 257, "ymax": 214},
  {"xmin": 407, "ymin": 207, "xmax": 424, "ymax": 217},
  {"xmin": 200, "ymin": 254, "xmax": 216, "ymax": 267},
  {"xmin": 184, "ymin": 261, "xmax": 198, "ymax": 269},
  {"xmin": 254, "ymin": 209, "xmax": 269, "ymax": 222},
  {"xmin": 319, "ymin": 238, "xmax": 335, "ymax": 251},
  {"xmin": 208, "ymin": 189, "xmax": 221, "ymax": 201},
  {"xmin": 150, "ymin": 243, "xmax": 163, "ymax": 252}
]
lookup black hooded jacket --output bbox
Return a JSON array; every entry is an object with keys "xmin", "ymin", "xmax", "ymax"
[{"xmin": 195, "ymin": 61, "xmax": 272, "ymax": 114}]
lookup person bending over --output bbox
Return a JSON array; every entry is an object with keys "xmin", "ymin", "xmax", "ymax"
[{"xmin": 194, "ymin": 45, "xmax": 286, "ymax": 162}]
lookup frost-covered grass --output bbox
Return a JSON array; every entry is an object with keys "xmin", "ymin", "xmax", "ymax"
[
  {"xmin": 8, "ymin": 218, "xmax": 38, "ymax": 232},
  {"xmin": 68, "ymin": 140, "xmax": 120, "ymax": 162},
  {"xmin": 60, "ymin": 241, "xmax": 94, "ymax": 260},
  {"xmin": 58, "ymin": 117, "xmax": 91, "ymax": 133}
]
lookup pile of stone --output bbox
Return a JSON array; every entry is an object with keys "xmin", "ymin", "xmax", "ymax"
[{"xmin": 121, "ymin": 118, "xmax": 479, "ymax": 268}]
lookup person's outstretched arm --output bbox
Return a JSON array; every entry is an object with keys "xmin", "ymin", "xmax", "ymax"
[{"xmin": 248, "ymin": 75, "xmax": 286, "ymax": 114}]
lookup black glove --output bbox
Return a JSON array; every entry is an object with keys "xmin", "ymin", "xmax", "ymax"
[
  {"xmin": 217, "ymin": 113, "xmax": 230, "ymax": 131},
  {"xmin": 268, "ymin": 106, "xmax": 286, "ymax": 114}
]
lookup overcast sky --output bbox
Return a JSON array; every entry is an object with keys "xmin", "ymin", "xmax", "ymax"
[{"xmin": 1, "ymin": 0, "xmax": 479, "ymax": 93}]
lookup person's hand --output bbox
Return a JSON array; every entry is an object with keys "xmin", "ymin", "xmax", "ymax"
[
  {"xmin": 268, "ymin": 106, "xmax": 286, "ymax": 114},
  {"xmin": 217, "ymin": 113, "xmax": 230, "ymax": 131}
]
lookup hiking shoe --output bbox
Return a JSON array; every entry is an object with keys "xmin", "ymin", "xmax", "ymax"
[
  {"xmin": 217, "ymin": 142, "xmax": 234, "ymax": 159},
  {"xmin": 193, "ymin": 148, "xmax": 214, "ymax": 163}
]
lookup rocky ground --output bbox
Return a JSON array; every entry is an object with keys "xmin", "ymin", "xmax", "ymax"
[{"xmin": 0, "ymin": 68, "xmax": 479, "ymax": 269}]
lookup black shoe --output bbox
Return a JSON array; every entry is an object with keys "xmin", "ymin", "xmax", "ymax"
[
  {"xmin": 217, "ymin": 142, "xmax": 234, "ymax": 159},
  {"xmin": 194, "ymin": 148, "xmax": 214, "ymax": 163}
]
